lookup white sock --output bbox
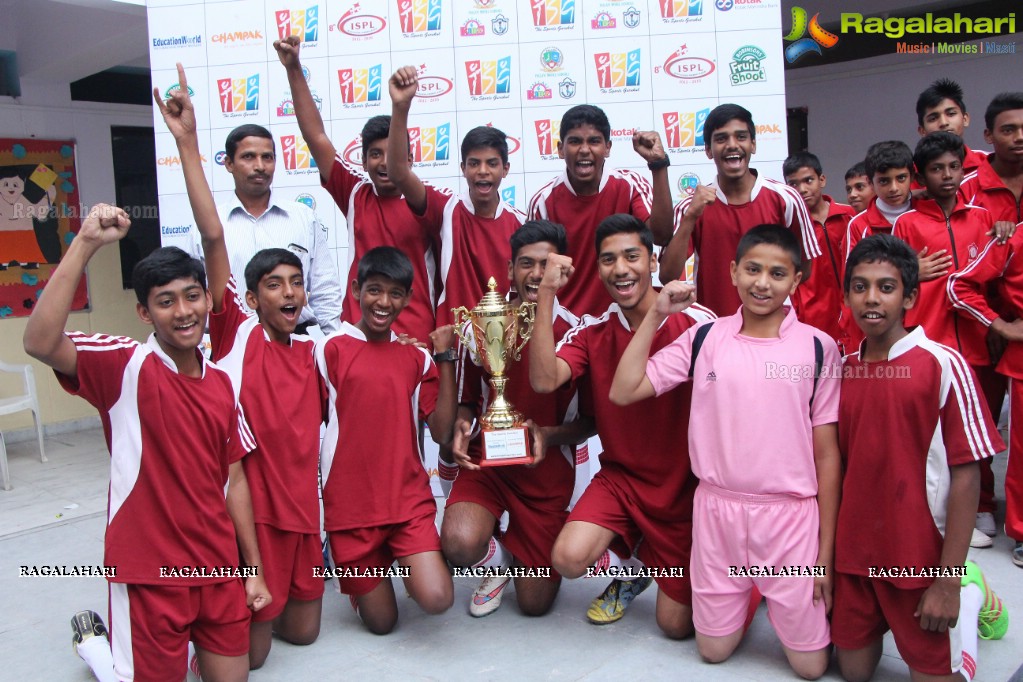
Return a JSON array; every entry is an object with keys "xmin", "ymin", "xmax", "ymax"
[
  {"xmin": 438, "ymin": 459, "xmax": 458, "ymax": 497},
  {"xmin": 76, "ymin": 635, "xmax": 117, "ymax": 682},
  {"xmin": 187, "ymin": 641, "xmax": 202, "ymax": 681},
  {"xmin": 472, "ymin": 536, "xmax": 510, "ymax": 569},
  {"xmin": 959, "ymin": 583, "xmax": 982, "ymax": 682},
  {"xmin": 592, "ymin": 549, "xmax": 644, "ymax": 573}
]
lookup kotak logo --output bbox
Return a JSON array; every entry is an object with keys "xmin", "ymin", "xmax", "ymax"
[
  {"xmin": 662, "ymin": 109, "xmax": 710, "ymax": 148},
  {"xmin": 409, "ymin": 124, "xmax": 451, "ymax": 162},
  {"xmin": 217, "ymin": 75, "xmax": 260, "ymax": 113},
  {"xmin": 659, "ymin": 0, "xmax": 703, "ymax": 17},
  {"xmin": 530, "ymin": 0, "xmax": 575, "ymax": 26},
  {"xmin": 334, "ymin": 4, "xmax": 386, "ymax": 37},
  {"xmin": 465, "ymin": 57, "xmax": 511, "ymax": 96},
  {"xmin": 281, "ymin": 135, "xmax": 318, "ymax": 170},
  {"xmin": 398, "ymin": 0, "xmax": 443, "ymax": 33},
  {"xmin": 534, "ymin": 119, "xmax": 561, "ymax": 156},
  {"xmin": 276, "ymin": 7, "xmax": 319, "ymax": 42},
  {"xmin": 338, "ymin": 65, "xmax": 382, "ymax": 103},
  {"xmin": 658, "ymin": 45, "xmax": 714, "ymax": 79},
  {"xmin": 594, "ymin": 50, "xmax": 641, "ymax": 89}
]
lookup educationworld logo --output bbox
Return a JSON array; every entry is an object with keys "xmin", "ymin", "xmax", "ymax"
[{"xmin": 784, "ymin": 6, "xmax": 839, "ymax": 63}]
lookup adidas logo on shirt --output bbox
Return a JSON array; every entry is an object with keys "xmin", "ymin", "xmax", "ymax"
[{"xmin": 706, "ymin": 371, "xmax": 717, "ymax": 382}]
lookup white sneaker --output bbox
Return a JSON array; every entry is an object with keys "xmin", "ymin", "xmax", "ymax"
[
  {"xmin": 970, "ymin": 528, "xmax": 993, "ymax": 549},
  {"xmin": 469, "ymin": 573, "xmax": 511, "ymax": 617},
  {"xmin": 976, "ymin": 512, "xmax": 997, "ymax": 537}
]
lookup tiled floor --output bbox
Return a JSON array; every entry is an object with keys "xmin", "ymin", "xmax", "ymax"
[{"xmin": 1, "ymin": 428, "xmax": 1021, "ymax": 681}]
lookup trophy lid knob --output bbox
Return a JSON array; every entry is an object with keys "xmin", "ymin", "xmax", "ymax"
[{"xmin": 487, "ymin": 277, "xmax": 497, "ymax": 292}]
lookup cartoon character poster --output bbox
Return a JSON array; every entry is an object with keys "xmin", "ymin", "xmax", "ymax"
[{"xmin": 0, "ymin": 138, "xmax": 87, "ymax": 317}]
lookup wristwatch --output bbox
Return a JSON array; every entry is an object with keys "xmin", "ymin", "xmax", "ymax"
[
  {"xmin": 433, "ymin": 349, "xmax": 457, "ymax": 363},
  {"xmin": 647, "ymin": 156, "xmax": 671, "ymax": 171}
]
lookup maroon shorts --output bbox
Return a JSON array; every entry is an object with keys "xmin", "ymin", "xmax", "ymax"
[
  {"xmin": 568, "ymin": 469, "xmax": 693, "ymax": 605},
  {"xmin": 109, "ymin": 580, "xmax": 249, "ymax": 682},
  {"xmin": 253, "ymin": 524, "xmax": 325, "ymax": 622},
  {"xmin": 328, "ymin": 511, "xmax": 441, "ymax": 596}
]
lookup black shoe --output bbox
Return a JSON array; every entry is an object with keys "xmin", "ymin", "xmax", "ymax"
[{"xmin": 71, "ymin": 610, "xmax": 108, "ymax": 655}]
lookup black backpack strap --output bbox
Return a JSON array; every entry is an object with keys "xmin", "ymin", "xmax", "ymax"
[
  {"xmin": 810, "ymin": 336, "xmax": 824, "ymax": 410},
  {"xmin": 687, "ymin": 322, "xmax": 715, "ymax": 380}
]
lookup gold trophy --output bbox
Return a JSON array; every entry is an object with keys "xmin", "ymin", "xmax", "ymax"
[{"xmin": 452, "ymin": 278, "xmax": 536, "ymax": 466}]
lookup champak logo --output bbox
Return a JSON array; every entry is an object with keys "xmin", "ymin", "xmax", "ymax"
[
  {"xmin": 594, "ymin": 50, "xmax": 641, "ymax": 90},
  {"xmin": 784, "ymin": 7, "xmax": 839, "ymax": 63},
  {"xmin": 281, "ymin": 134, "xmax": 318, "ymax": 171},
  {"xmin": 210, "ymin": 29, "xmax": 264, "ymax": 44},
  {"xmin": 338, "ymin": 65, "xmax": 382, "ymax": 104},
  {"xmin": 276, "ymin": 7, "xmax": 319, "ymax": 42},
  {"xmin": 217, "ymin": 75, "xmax": 260, "ymax": 113},
  {"xmin": 409, "ymin": 123, "xmax": 451, "ymax": 164},
  {"xmin": 397, "ymin": 0, "xmax": 443, "ymax": 34},
  {"xmin": 662, "ymin": 109, "xmax": 710, "ymax": 149},
  {"xmin": 465, "ymin": 57, "xmax": 512, "ymax": 97},
  {"xmin": 530, "ymin": 0, "xmax": 576, "ymax": 28},
  {"xmin": 729, "ymin": 45, "xmax": 766, "ymax": 85}
]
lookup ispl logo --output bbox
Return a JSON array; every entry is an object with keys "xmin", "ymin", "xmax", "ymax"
[
  {"xmin": 594, "ymin": 50, "xmax": 641, "ymax": 89},
  {"xmin": 659, "ymin": 0, "xmax": 702, "ymax": 17},
  {"xmin": 397, "ymin": 0, "xmax": 443, "ymax": 34},
  {"xmin": 534, "ymin": 119, "xmax": 561, "ymax": 157},
  {"xmin": 338, "ymin": 65, "xmax": 382, "ymax": 103},
  {"xmin": 658, "ymin": 45, "xmax": 715, "ymax": 79},
  {"xmin": 334, "ymin": 4, "xmax": 386, "ymax": 37},
  {"xmin": 276, "ymin": 7, "xmax": 319, "ymax": 42},
  {"xmin": 531, "ymin": 0, "xmax": 575, "ymax": 27},
  {"xmin": 409, "ymin": 123, "xmax": 451, "ymax": 162},
  {"xmin": 783, "ymin": 6, "xmax": 838, "ymax": 62},
  {"xmin": 527, "ymin": 83, "xmax": 552, "ymax": 100},
  {"xmin": 342, "ymin": 136, "xmax": 363, "ymax": 165},
  {"xmin": 281, "ymin": 135, "xmax": 318, "ymax": 170},
  {"xmin": 415, "ymin": 65, "xmax": 454, "ymax": 99},
  {"xmin": 662, "ymin": 109, "xmax": 710, "ymax": 148},
  {"xmin": 485, "ymin": 123, "xmax": 521, "ymax": 155},
  {"xmin": 465, "ymin": 57, "xmax": 512, "ymax": 96},
  {"xmin": 217, "ymin": 75, "xmax": 259, "ymax": 113}
]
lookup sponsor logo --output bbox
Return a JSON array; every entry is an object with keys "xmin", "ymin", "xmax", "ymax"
[
  {"xmin": 592, "ymin": 11, "xmax": 616, "ymax": 29},
  {"xmin": 474, "ymin": 0, "xmax": 496, "ymax": 7},
  {"xmin": 465, "ymin": 57, "xmax": 512, "ymax": 97},
  {"xmin": 623, "ymin": 7, "xmax": 641, "ymax": 28},
  {"xmin": 342, "ymin": 136, "xmax": 363, "ymax": 165},
  {"xmin": 757, "ymin": 123, "xmax": 782, "ymax": 136},
  {"xmin": 527, "ymin": 83, "xmax": 553, "ymax": 100},
  {"xmin": 397, "ymin": 0, "xmax": 443, "ymax": 34},
  {"xmin": 657, "ymin": 45, "xmax": 715, "ymax": 79},
  {"xmin": 210, "ymin": 30, "xmax": 264, "ymax": 44},
  {"xmin": 594, "ymin": 49, "xmax": 641, "ymax": 89},
  {"xmin": 716, "ymin": 0, "xmax": 763, "ymax": 10},
  {"xmin": 164, "ymin": 83, "xmax": 195, "ymax": 99},
  {"xmin": 338, "ymin": 65, "xmax": 383, "ymax": 103},
  {"xmin": 414, "ymin": 65, "xmax": 455, "ymax": 100},
  {"xmin": 678, "ymin": 172, "xmax": 700, "ymax": 196},
  {"xmin": 501, "ymin": 186, "xmax": 516, "ymax": 206},
  {"xmin": 784, "ymin": 7, "xmax": 839, "ymax": 63},
  {"xmin": 295, "ymin": 193, "xmax": 316, "ymax": 209},
  {"xmin": 729, "ymin": 45, "xmax": 766, "ymax": 85},
  {"xmin": 409, "ymin": 123, "xmax": 451, "ymax": 163},
  {"xmin": 217, "ymin": 75, "xmax": 260, "ymax": 113},
  {"xmin": 534, "ymin": 118, "xmax": 561, "ymax": 159},
  {"xmin": 659, "ymin": 0, "xmax": 703, "ymax": 18},
  {"xmin": 276, "ymin": 7, "xmax": 319, "ymax": 42},
  {"xmin": 460, "ymin": 19, "xmax": 486, "ymax": 36},
  {"xmin": 840, "ymin": 12, "xmax": 1015, "ymax": 39},
  {"xmin": 152, "ymin": 34, "xmax": 202, "ymax": 49},
  {"xmin": 662, "ymin": 108, "xmax": 710, "ymax": 149},
  {"xmin": 215, "ymin": 151, "xmax": 228, "ymax": 165},
  {"xmin": 276, "ymin": 95, "xmax": 322, "ymax": 116},
  {"xmin": 281, "ymin": 134, "xmax": 318, "ymax": 170},
  {"xmin": 530, "ymin": 0, "xmax": 576, "ymax": 27},
  {"xmin": 492, "ymin": 14, "xmax": 509, "ymax": 34},
  {"xmin": 333, "ymin": 4, "xmax": 386, "ymax": 37},
  {"xmin": 558, "ymin": 77, "xmax": 577, "ymax": 98},
  {"xmin": 541, "ymin": 46, "xmax": 564, "ymax": 71},
  {"xmin": 157, "ymin": 154, "xmax": 208, "ymax": 167}
]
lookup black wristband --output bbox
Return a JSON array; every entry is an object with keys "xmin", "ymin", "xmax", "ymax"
[
  {"xmin": 433, "ymin": 349, "xmax": 457, "ymax": 363},
  {"xmin": 647, "ymin": 156, "xmax": 671, "ymax": 171}
]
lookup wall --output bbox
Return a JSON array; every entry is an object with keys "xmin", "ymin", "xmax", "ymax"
[
  {"xmin": 784, "ymin": 34, "xmax": 1023, "ymax": 188},
  {"xmin": 0, "ymin": 78, "xmax": 153, "ymax": 432}
]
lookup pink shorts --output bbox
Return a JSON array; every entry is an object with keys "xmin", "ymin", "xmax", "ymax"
[
  {"xmin": 253, "ymin": 524, "xmax": 325, "ymax": 622},
  {"xmin": 691, "ymin": 482, "xmax": 829, "ymax": 652}
]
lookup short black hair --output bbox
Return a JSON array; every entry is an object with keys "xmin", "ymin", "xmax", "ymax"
[
  {"xmin": 703, "ymin": 103, "xmax": 755, "ymax": 145},
  {"xmin": 461, "ymin": 126, "xmax": 509, "ymax": 165},
  {"xmin": 783, "ymin": 151, "xmax": 823, "ymax": 178},
  {"xmin": 225, "ymin": 124, "xmax": 274, "ymax": 160},
  {"xmin": 735, "ymin": 224, "xmax": 801, "ymax": 271},
  {"xmin": 560, "ymin": 105, "xmax": 610, "ymax": 143},
  {"xmin": 915, "ymin": 78, "xmax": 967, "ymax": 127},
  {"xmin": 984, "ymin": 92, "xmax": 1023, "ymax": 131},
  {"xmin": 913, "ymin": 131, "xmax": 965, "ymax": 174},
  {"xmin": 356, "ymin": 246, "xmax": 413, "ymax": 291},
  {"xmin": 361, "ymin": 115, "xmax": 391, "ymax": 158},
  {"xmin": 844, "ymin": 162, "xmax": 868, "ymax": 181},
  {"xmin": 132, "ymin": 246, "xmax": 206, "ymax": 306},
  {"xmin": 844, "ymin": 233, "xmax": 919, "ymax": 296},
  {"xmin": 864, "ymin": 141, "xmax": 914, "ymax": 179},
  {"xmin": 244, "ymin": 248, "xmax": 303, "ymax": 294},
  {"xmin": 594, "ymin": 213, "xmax": 653, "ymax": 256},
  {"xmin": 510, "ymin": 220, "xmax": 568, "ymax": 261}
]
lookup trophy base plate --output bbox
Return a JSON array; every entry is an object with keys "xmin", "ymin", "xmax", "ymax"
[{"xmin": 480, "ymin": 425, "xmax": 533, "ymax": 467}]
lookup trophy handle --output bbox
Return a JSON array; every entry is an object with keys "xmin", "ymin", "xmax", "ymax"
[
  {"xmin": 512, "ymin": 302, "xmax": 536, "ymax": 361},
  {"xmin": 451, "ymin": 307, "xmax": 472, "ymax": 348}
]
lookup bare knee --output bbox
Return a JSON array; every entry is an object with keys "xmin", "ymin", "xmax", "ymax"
[
  {"xmin": 247, "ymin": 622, "xmax": 272, "ymax": 670},
  {"xmin": 786, "ymin": 648, "xmax": 830, "ymax": 680},
  {"xmin": 415, "ymin": 582, "xmax": 454, "ymax": 614},
  {"xmin": 657, "ymin": 614, "xmax": 694, "ymax": 640},
  {"xmin": 836, "ymin": 643, "xmax": 882, "ymax": 682},
  {"xmin": 440, "ymin": 526, "xmax": 488, "ymax": 568},
  {"xmin": 515, "ymin": 578, "xmax": 560, "ymax": 617},
  {"xmin": 278, "ymin": 621, "xmax": 320, "ymax": 646},
  {"xmin": 550, "ymin": 540, "xmax": 591, "ymax": 579},
  {"xmin": 697, "ymin": 633, "xmax": 741, "ymax": 664}
]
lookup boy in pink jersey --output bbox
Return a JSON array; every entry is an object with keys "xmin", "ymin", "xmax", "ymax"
[
  {"xmin": 156, "ymin": 70, "xmax": 324, "ymax": 669},
  {"xmin": 611, "ymin": 225, "xmax": 841, "ymax": 678},
  {"xmin": 317, "ymin": 246, "xmax": 457, "ymax": 634},
  {"xmin": 835, "ymin": 234, "xmax": 1007, "ymax": 681},
  {"xmin": 274, "ymin": 36, "xmax": 439, "ymax": 345},
  {"xmin": 24, "ymin": 203, "xmax": 270, "ymax": 681},
  {"xmin": 530, "ymin": 214, "xmax": 715, "ymax": 637}
]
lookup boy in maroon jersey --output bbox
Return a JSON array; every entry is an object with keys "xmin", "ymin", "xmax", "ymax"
[
  {"xmin": 156, "ymin": 67, "xmax": 325, "ymax": 669},
  {"xmin": 317, "ymin": 246, "xmax": 458, "ymax": 634},
  {"xmin": 274, "ymin": 35, "xmax": 439, "ymax": 346},
  {"xmin": 834, "ymin": 234, "xmax": 1007, "ymax": 682},
  {"xmin": 529, "ymin": 214, "xmax": 716, "ymax": 637},
  {"xmin": 24, "ymin": 204, "xmax": 270, "ymax": 681}
]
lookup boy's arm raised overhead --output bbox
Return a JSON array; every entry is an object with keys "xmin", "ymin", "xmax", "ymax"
[
  {"xmin": 154, "ymin": 63, "xmax": 230, "ymax": 313},
  {"xmin": 23, "ymin": 204, "xmax": 131, "ymax": 378},
  {"xmin": 273, "ymin": 36, "xmax": 338, "ymax": 182},
  {"xmin": 528, "ymin": 254, "xmax": 575, "ymax": 393},
  {"xmin": 426, "ymin": 324, "xmax": 458, "ymax": 445},
  {"xmin": 387, "ymin": 67, "xmax": 428, "ymax": 215},
  {"xmin": 632, "ymin": 131, "xmax": 674, "ymax": 246}
]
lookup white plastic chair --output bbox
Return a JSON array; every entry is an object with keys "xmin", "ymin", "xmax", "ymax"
[{"xmin": 0, "ymin": 360, "xmax": 47, "ymax": 490}]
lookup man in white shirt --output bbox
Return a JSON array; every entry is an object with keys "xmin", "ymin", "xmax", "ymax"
[{"xmin": 191, "ymin": 124, "xmax": 342, "ymax": 334}]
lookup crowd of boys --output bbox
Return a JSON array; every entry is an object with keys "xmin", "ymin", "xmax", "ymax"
[{"xmin": 21, "ymin": 41, "xmax": 1020, "ymax": 681}]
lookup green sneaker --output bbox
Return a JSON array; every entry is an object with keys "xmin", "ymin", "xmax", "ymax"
[
  {"xmin": 962, "ymin": 560, "xmax": 1008, "ymax": 640},
  {"xmin": 586, "ymin": 577, "xmax": 653, "ymax": 624}
]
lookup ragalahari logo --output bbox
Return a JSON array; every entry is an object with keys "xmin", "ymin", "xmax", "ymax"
[
  {"xmin": 594, "ymin": 50, "xmax": 641, "ymax": 89},
  {"xmin": 531, "ymin": 0, "xmax": 575, "ymax": 27},
  {"xmin": 534, "ymin": 118, "xmax": 561, "ymax": 157},
  {"xmin": 662, "ymin": 109, "xmax": 710, "ymax": 148},
  {"xmin": 465, "ymin": 57, "xmax": 512, "ymax": 96},
  {"xmin": 338, "ymin": 65, "xmax": 382, "ymax": 103},
  {"xmin": 409, "ymin": 124, "xmax": 451, "ymax": 162},
  {"xmin": 659, "ymin": 0, "xmax": 702, "ymax": 18},
  {"xmin": 217, "ymin": 75, "xmax": 260, "ymax": 113},
  {"xmin": 281, "ymin": 134, "xmax": 318, "ymax": 170},
  {"xmin": 784, "ymin": 7, "xmax": 839, "ymax": 63},
  {"xmin": 276, "ymin": 7, "xmax": 319, "ymax": 42},
  {"xmin": 398, "ymin": 0, "xmax": 443, "ymax": 34}
]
